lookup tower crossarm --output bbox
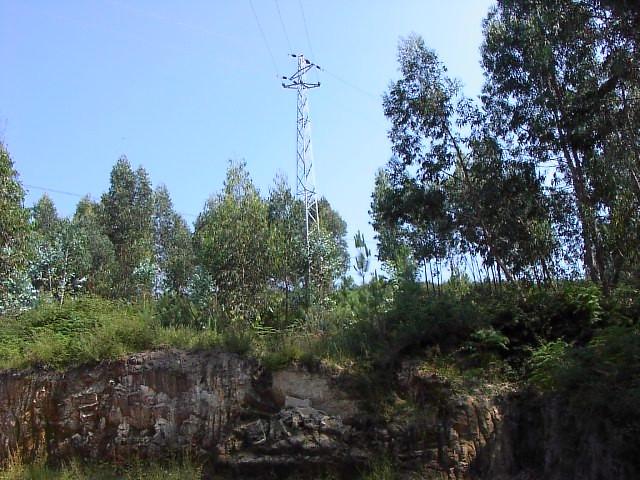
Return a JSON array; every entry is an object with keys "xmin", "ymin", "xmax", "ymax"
[{"xmin": 282, "ymin": 54, "xmax": 321, "ymax": 89}]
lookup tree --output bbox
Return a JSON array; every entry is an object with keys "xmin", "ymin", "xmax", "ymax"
[
  {"xmin": 380, "ymin": 34, "xmax": 554, "ymax": 284},
  {"xmin": 193, "ymin": 161, "xmax": 272, "ymax": 323},
  {"xmin": 0, "ymin": 143, "xmax": 33, "ymax": 312},
  {"xmin": 31, "ymin": 194, "xmax": 58, "ymax": 235},
  {"xmin": 308, "ymin": 227, "xmax": 347, "ymax": 303},
  {"xmin": 99, "ymin": 156, "xmax": 155, "ymax": 298},
  {"xmin": 153, "ymin": 185, "xmax": 194, "ymax": 294},
  {"xmin": 370, "ymin": 163, "xmax": 454, "ymax": 287},
  {"xmin": 354, "ymin": 230, "xmax": 371, "ymax": 285},
  {"xmin": 266, "ymin": 176, "xmax": 349, "ymax": 318},
  {"xmin": 317, "ymin": 197, "xmax": 350, "ymax": 275},
  {"xmin": 481, "ymin": 0, "xmax": 640, "ymax": 288},
  {"xmin": 73, "ymin": 197, "xmax": 116, "ymax": 296},
  {"xmin": 30, "ymin": 219, "xmax": 90, "ymax": 303},
  {"xmin": 267, "ymin": 176, "xmax": 307, "ymax": 323}
]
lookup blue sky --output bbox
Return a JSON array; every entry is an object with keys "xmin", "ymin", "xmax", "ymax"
[{"xmin": 1, "ymin": 0, "xmax": 494, "ymax": 275}]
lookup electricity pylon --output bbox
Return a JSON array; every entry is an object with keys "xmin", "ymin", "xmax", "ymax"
[{"xmin": 282, "ymin": 54, "xmax": 321, "ymax": 256}]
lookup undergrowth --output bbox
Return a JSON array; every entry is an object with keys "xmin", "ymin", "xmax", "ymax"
[
  {"xmin": 0, "ymin": 297, "xmax": 221, "ymax": 370},
  {"xmin": 0, "ymin": 280, "xmax": 638, "ymax": 475},
  {"xmin": 0, "ymin": 456, "xmax": 202, "ymax": 480}
]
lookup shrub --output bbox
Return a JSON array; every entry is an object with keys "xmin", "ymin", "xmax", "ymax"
[{"xmin": 528, "ymin": 339, "xmax": 570, "ymax": 391}]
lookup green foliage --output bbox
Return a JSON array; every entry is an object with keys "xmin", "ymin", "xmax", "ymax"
[
  {"xmin": 527, "ymin": 324, "xmax": 640, "ymax": 470},
  {"xmin": 0, "ymin": 297, "xmax": 151, "ymax": 369},
  {"xmin": 379, "ymin": 34, "xmax": 554, "ymax": 284},
  {"xmin": 477, "ymin": 282, "xmax": 607, "ymax": 356},
  {"xmin": 353, "ymin": 230, "xmax": 371, "ymax": 285},
  {"xmin": 0, "ymin": 455, "xmax": 202, "ymax": 480},
  {"xmin": 194, "ymin": 161, "xmax": 272, "ymax": 325},
  {"xmin": 317, "ymin": 278, "xmax": 485, "ymax": 371},
  {"xmin": 221, "ymin": 327, "xmax": 254, "ymax": 356},
  {"xmin": 0, "ymin": 143, "xmax": 32, "ymax": 314},
  {"xmin": 308, "ymin": 227, "xmax": 347, "ymax": 305},
  {"xmin": 154, "ymin": 292, "xmax": 201, "ymax": 329},
  {"xmin": 31, "ymin": 194, "xmax": 58, "ymax": 234},
  {"xmin": 153, "ymin": 185, "xmax": 194, "ymax": 294},
  {"xmin": 0, "ymin": 296, "xmax": 223, "ymax": 370},
  {"xmin": 73, "ymin": 197, "xmax": 116, "ymax": 297},
  {"xmin": 359, "ymin": 456, "xmax": 397, "ymax": 480},
  {"xmin": 261, "ymin": 341, "xmax": 306, "ymax": 371},
  {"xmin": 482, "ymin": 0, "xmax": 640, "ymax": 289},
  {"xmin": 100, "ymin": 156, "xmax": 155, "ymax": 299},
  {"xmin": 470, "ymin": 327, "xmax": 510, "ymax": 353},
  {"xmin": 528, "ymin": 340, "xmax": 570, "ymax": 391},
  {"xmin": 30, "ymin": 219, "xmax": 91, "ymax": 303}
]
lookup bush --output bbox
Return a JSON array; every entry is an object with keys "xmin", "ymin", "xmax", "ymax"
[
  {"xmin": 527, "ymin": 325, "xmax": 640, "ymax": 472},
  {"xmin": 528, "ymin": 339, "xmax": 570, "ymax": 391}
]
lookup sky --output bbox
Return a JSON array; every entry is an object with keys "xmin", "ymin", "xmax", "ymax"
[{"xmin": 0, "ymin": 0, "xmax": 494, "ymax": 275}]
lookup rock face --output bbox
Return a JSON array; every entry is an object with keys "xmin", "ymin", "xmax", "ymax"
[
  {"xmin": 0, "ymin": 350, "xmax": 258, "ymax": 462},
  {"xmin": 0, "ymin": 349, "xmax": 633, "ymax": 479}
]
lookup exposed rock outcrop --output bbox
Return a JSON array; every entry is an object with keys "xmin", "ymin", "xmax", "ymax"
[
  {"xmin": 0, "ymin": 349, "xmax": 633, "ymax": 479},
  {"xmin": 0, "ymin": 350, "xmax": 258, "ymax": 461}
]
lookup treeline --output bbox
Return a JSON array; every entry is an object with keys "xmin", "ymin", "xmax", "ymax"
[
  {"xmin": 373, "ymin": 0, "xmax": 640, "ymax": 292},
  {"xmin": 0, "ymin": 150, "xmax": 348, "ymax": 328}
]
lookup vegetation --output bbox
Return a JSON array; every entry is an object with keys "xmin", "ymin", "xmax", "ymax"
[
  {"xmin": 0, "ymin": 454, "xmax": 202, "ymax": 480},
  {"xmin": 0, "ymin": 297, "xmax": 221, "ymax": 370},
  {"xmin": 1, "ymin": 0, "xmax": 639, "ymax": 477}
]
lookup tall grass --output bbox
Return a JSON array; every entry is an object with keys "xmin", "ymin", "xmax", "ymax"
[
  {"xmin": 0, "ymin": 453, "xmax": 202, "ymax": 480},
  {"xmin": 0, "ymin": 297, "xmax": 221, "ymax": 370}
]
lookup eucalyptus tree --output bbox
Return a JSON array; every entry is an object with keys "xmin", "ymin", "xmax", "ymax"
[
  {"xmin": 267, "ymin": 176, "xmax": 307, "ymax": 322},
  {"xmin": 267, "ymin": 177, "xmax": 350, "ymax": 315},
  {"xmin": 482, "ymin": 0, "xmax": 640, "ymax": 288},
  {"xmin": 31, "ymin": 194, "xmax": 58, "ymax": 235},
  {"xmin": 370, "ymin": 163, "xmax": 454, "ymax": 286},
  {"xmin": 193, "ymin": 161, "xmax": 272, "ymax": 324},
  {"xmin": 317, "ymin": 197, "xmax": 350, "ymax": 276},
  {"xmin": 100, "ymin": 156, "xmax": 155, "ymax": 298},
  {"xmin": 73, "ymin": 197, "xmax": 116, "ymax": 296},
  {"xmin": 153, "ymin": 185, "xmax": 194, "ymax": 294},
  {"xmin": 380, "ymin": 34, "xmax": 553, "ymax": 283},
  {"xmin": 0, "ymin": 143, "xmax": 33, "ymax": 312},
  {"xmin": 30, "ymin": 218, "xmax": 91, "ymax": 303}
]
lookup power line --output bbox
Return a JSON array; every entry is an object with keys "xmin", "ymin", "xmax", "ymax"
[
  {"xmin": 274, "ymin": 0, "xmax": 293, "ymax": 54},
  {"xmin": 297, "ymin": 0, "xmax": 319, "ymax": 83},
  {"xmin": 249, "ymin": 0, "xmax": 281, "ymax": 78},
  {"xmin": 23, "ymin": 184, "xmax": 199, "ymax": 218},
  {"xmin": 24, "ymin": 184, "xmax": 85, "ymax": 198},
  {"xmin": 321, "ymin": 67, "xmax": 379, "ymax": 101},
  {"xmin": 297, "ymin": 0, "xmax": 316, "ymax": 60}
]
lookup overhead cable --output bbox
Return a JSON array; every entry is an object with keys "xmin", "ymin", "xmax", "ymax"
[
  {"xmin": 320, "ymin": 67, "xmax": 379, "ymax": 101},
  {"xmin": 274, "ymin": 0, "xmax": 293, "ymax": 54},
  {"xmin": 24, "ymin": 184, "xmax": 198, "ymax": 218},
  {"xmin": 249, "ymin": 0, "xmax": 281, "ymax": 78}
]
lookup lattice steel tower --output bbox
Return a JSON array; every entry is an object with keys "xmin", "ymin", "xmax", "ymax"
[{"xmin": 282, "ymin": 54, "xmax": 321, "ymax": 253}]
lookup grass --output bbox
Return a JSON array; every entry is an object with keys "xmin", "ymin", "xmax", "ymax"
[
  {"xmin": 359, "ymin": 456, "xmax": 397, "ymax": 480},
  {"xmin": 0, "ymin": 454, "xmax": 202, "ymax": 480},
  {"xmin": 0, "ymin": 297, "xmax": 222, "ymax": 370}
]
